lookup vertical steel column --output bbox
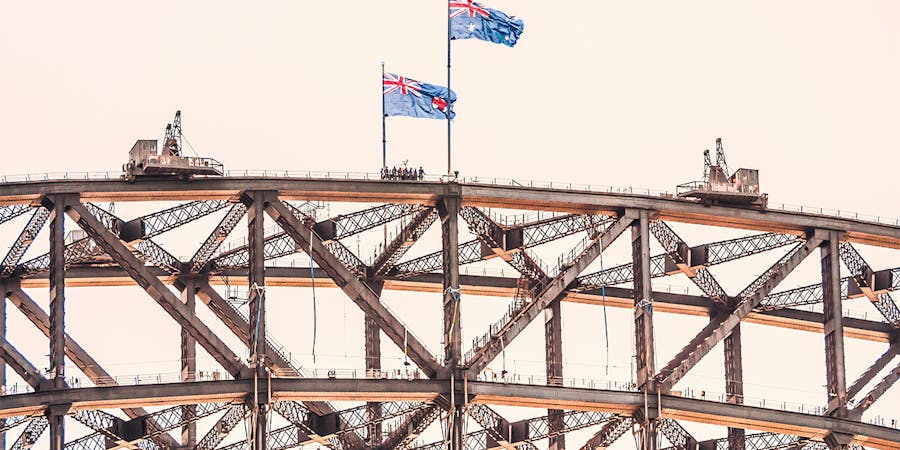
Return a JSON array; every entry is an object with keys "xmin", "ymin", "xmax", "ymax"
[
  {"xmin": 245, "ymin": 192, "xmax": 268, "ymax": 450},
  {"xmin": 725, "ymin": 324, "xmax": 745, "ymax": 450},
  {"xmin": 365, "ymin": 298, "xmax": 383, "ymax": 445},
  {"xmin": 181, "ymin": 278, "xmax": 197, "ymax": 448},
  {"xmin": 821, "ymin": 231, "xmax": 848, "ymax": 416},
  {"xmin": 0, "ymin": 285, "xmax": 6, "ymax": 450},
  {"xmin": 439, "ymin": 193, "xmax": 463, "ymax": 450},
  {"xmin": 632, "ymin": 210, "xmax": 656, "ymax": 450},
  {"xmin": 545, "ymin": 300, "xmax": 565, "ymax": 450},
  {"xmin": 45, "ymin": 195, "xmax": 67, "ymax": 450}
]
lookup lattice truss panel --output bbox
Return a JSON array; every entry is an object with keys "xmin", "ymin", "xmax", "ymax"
[{"xmin": 0, "ymin": 184, "xmax": 897, "ymax": 450}]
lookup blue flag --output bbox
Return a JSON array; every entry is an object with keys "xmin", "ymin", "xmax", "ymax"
[
  {"xmin": 449, "ymin": 0, "xmax": 524, "ymax": 47},
  {"xmin": 383, "ymin": 72, "xmax": 456, "ymax": 120}
]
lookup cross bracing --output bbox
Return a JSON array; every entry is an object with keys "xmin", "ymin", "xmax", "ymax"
[{"xmin": 0, "ymin": 177, "xmax": 896, "ymax": 450}]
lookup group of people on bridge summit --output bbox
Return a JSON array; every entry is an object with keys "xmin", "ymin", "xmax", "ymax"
[{"xmin": 381, "ymin": 165, "xmax": 425, "ymax": 181}]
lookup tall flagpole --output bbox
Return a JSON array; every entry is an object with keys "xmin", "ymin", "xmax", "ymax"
[
  {"xmin": 446, "ymin": 0, "xmax": 452, "ymax": 176},
  {"xmin": 381, "ymin": 62, "xmax": 387, "ymax": 171}
]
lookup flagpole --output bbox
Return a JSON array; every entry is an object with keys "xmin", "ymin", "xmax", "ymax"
[
  {"xmin": 381, "ymin": 62, "xmax": 387, "ymax": 171},
  {"xmin": 446, "ymin": 0, "xmax": 452, "ymax": 177}
]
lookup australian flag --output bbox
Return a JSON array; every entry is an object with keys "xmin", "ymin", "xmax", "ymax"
[
  {"xmin": 383, "ymin": 72, "xmax": 456, "ymax": 120},
  {"xmin": 450, "ymin": 0, "xmax": 524, "ymax": 47}
]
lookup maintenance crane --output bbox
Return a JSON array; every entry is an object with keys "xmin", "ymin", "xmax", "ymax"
[
  {"xmin": 676, "ymin": 138, "xmax": 768, "ymax": 207},
  {"xmin": 123, "ymin": 110, "xmax": 224, "ymax": 181}
]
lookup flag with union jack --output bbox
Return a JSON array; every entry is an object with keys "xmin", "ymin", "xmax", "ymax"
[
  {"xmin": 449, "ymin": 0, "xmax": 524, "ymax": 47},
  {"xmin": 383, "ymin": 72, "xmax": 456, "ymax": 120}
]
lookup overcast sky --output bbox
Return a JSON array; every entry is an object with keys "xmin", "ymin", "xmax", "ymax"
[{"xmin": 1, "ymin": 1, "xmax": 898, "ymax": 449}]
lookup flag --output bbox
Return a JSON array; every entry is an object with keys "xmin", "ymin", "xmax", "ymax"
[
  {"xmin": 383, "ymin": 72, "xmax": 456, "ymax": 120},
  {"xmin": 449, "ymin": 0, "xmax": 524, "ymax": 47}
]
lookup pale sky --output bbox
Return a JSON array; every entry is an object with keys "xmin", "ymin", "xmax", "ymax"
[{"xmin": 1, "ymin": 1, "xmax": 898, "ymax": 449}]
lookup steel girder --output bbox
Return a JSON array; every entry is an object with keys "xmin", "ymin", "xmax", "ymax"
[
  {"xmin": 658, "ymin": 418, "xmax": 698, "ymax": 450},
  {"xmin": 846, "ymin": 342, "xmax": 898, "ymax": 401},
  {"xmin": 261, "ymin": 195, "xmax": 442, "ymax": 378},
  {"xmin": 851, "ymin": 362, "xmax": 900, "ymax": 415},
  {"xmin": 371, "ymin": 207, "xmax": 437, "ymax": 277},
  {"xmin": 839, "ymin": 242, "xmax": 900, "ymax": 328},
  {"xmin": 65, "ymin": 200, "xmax": 252, "ymax": 378},
  {"xmin": 648, "ymin": 220, "xmax": 728, "ymax": 305},
  {"xmin": 1, "ymin": 208, "xmax": 50, "ymax": 277},
  {"xmin": 10, "ymin": 416, "xmax": 49, "ymax": 450},
  {"xmin": 0, "ymin": 340, "xmax": 44, "ymax": 389},
  {"xmin": 579, "ymin": 416, "xmax": 636, "ymax": 450},
  {"xmin": 3, "ymin": 287, "xmax": 179, "ymax": 447},
  {"xmin": 575, "ymin": 232, "xmax": 800, "ymax": 292},
  {"xmin": 208, "ymin": 203, "xmax": 425, "ymax": 273},
  {"xmin": 65, "ymin": 402, "xmax": 230, "ymax": 450},
  {"xmin": 189, "ymin": 203, "xmax": 248, "ymax": 272},
  {"xmin": 410, "ymin": 407, "xmax": 616, "ymax": 450},
  {"xmin": 656, "ymin": 234, "xmax": 825, "ymax": 392},
  {"xmin": 0, "ymin": 205, "xmax": 32, "ymax": 226},
  {"xmin": 465, "ymin": 212, "xmax": 634, "ymax": 375},
  {"xmin": 376, "ymin": 405, "xmax": 441, "ymax": 450},
  {"xmin": 195, "ymin": 405, "xmax": 247, "ymax": 450},
  {"xmin": 389, "ymin": 209, "xmax": 611, "ymax": 280},
  {"xmin": 126, "ymin": 200, "xmax": 230, "ymax": 239},
  {"xmin": 15, "ymin": 200, "xmax": 226, "ymax": 278},
  {"xmin": 0, "ymin": 415, "xmax": 32, "ymax": 433},
  {"xmin": 466, "ymin": 404, "xmax": 540, "ymax": 450}
]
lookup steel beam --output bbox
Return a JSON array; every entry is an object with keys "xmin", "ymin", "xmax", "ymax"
[
  {"xmin": 180, "ymin": 278, "xmax": 197, "ymax": 448},
  {"xmin": 0, "ymin": 287, "xmax": 4, "ymax": 450},
  {"xmin": 851, "ymin": 362, "xmax": 899, "ymax": 414},
  {"xmin": 0, "ymin": 341, "xmax": 44, "ymax": 389},
  {"xmin": 846, "ymin": 342, "xmax": 898, "ymax": 401},
  {"xmin": 546, "ymin": 299, "xmax": 565, "ymax": 450},
  {"xmin": 821, "ymin": 232, "xmax": 849, "ymax": 415},
  {"xmin": 4, "ymin": 287, "xmax": 179, "ymax": 447},
  {"xmin": 725, "ymin": 324, "xmax": 745, "ymax": 450},
  {"xmin": 241, "ymin": 191, "xmax": 268, "ymax": 450},
  {"xmin": 0, "ymin": 205, "xmax": 32, "ymax": 226},
  {"xmin": 195, "ymin": 405, "xmax": 246, "ymax": 450},
  {"xmin": 375, "ymin": 405, "xmax": 440, "ymax": 450},
  {"xmin": 440, "ymin": 192, "xmax": 465, "ymax": 450},
  {"xmin": 261, "ymin": 195, "xmax": 441, "ymax": 378},
  {"xmin": 370, "ymin": 207, "xmax": 436, "ymax": 277},
  {"xmin": 633, "ymin": 210, "xmax": 656, "ymax": 390},
  {"xmin": 657, "ymin": 234, "xmax": 824, "ymax": 392},
  {"xmin": 365, "ymin": 313, "xmax": 382, "ymax": 446},
  {"xmin": 466, "ymin": 212, "xmax": 634, "ymax": 375},
  {"xmin": 839, "ymin": 243, "xmax": 900, "ymax": 328},
  {"xmin": 1, "ymin": 208, "xmax": 50, "ymax": 278},
  {"xmin": 43, "ymin": 195, "xmax": 69, "ymax": 450},
  {"xmin": 11, "ymin": 417, "xmax": 49, "ymax": 450},
  {"xmin": 189, "ymin": 202, "xmax": 247, "ymax": 272},
  {"xmin": 64, "ymin": 201, "xmax": 251, "ymax": 378},
  {"xmin": 580, "ymin": 417, "xmax": 635, "ymax": 450}
]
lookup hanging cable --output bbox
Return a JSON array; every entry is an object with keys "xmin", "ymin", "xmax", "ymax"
[
  {"xmin": 599, "ymin": 238, "xmax": 610, "ymax": 376},
  {"xmin": 310, "ymin": 226, "xmax": 318, "ymax": 364}
]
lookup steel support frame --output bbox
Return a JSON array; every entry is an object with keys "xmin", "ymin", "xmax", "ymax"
[
  {"xmin": 180, "ymin": 278, "xmax": 197, "ymax": 448},
  {"xmin": 64, "ymin": 200, "xmax": 252, "ymax": 378},
  {"xmin": 242, "ymin": 191, "xmax": 269, "ymax": 450},
  {"xmin": 821, "ymin": 232, "xmax": 849, "ymax": 416},
  {"xmin": 439, "ymin": 192, "xmax": 464, "ymax": 450},
  {"xmin": 546, "ymin": 299, "xmax": 565, "ymax": 450},
  {"xmin": 725, "ymin": 323, "xmax": 745, "ymax": 450},
  {"xmin": 366, "ymin": 287, "xmax": 383, "ymax": 446},
  {"xmin": 260, "ymin": 193, "xmax": 441, "ymax": 378},
  {"xmin": 43, "ymin": 194, "xmax": 71, "ymax": 450}
]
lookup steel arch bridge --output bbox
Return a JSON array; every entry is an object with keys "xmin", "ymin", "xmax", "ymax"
[{"xmin": 0, "ymin": 174, "xmax": 897, "ymax": 450}]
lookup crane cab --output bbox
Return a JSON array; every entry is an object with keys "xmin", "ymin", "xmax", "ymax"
[
  {"xmin": 676, "ymin": 138, "xmax": 767, "ymax": 207},
  {"xmin": 122, "ymin": 111, "xmax": 224, "ymax": 181}
]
